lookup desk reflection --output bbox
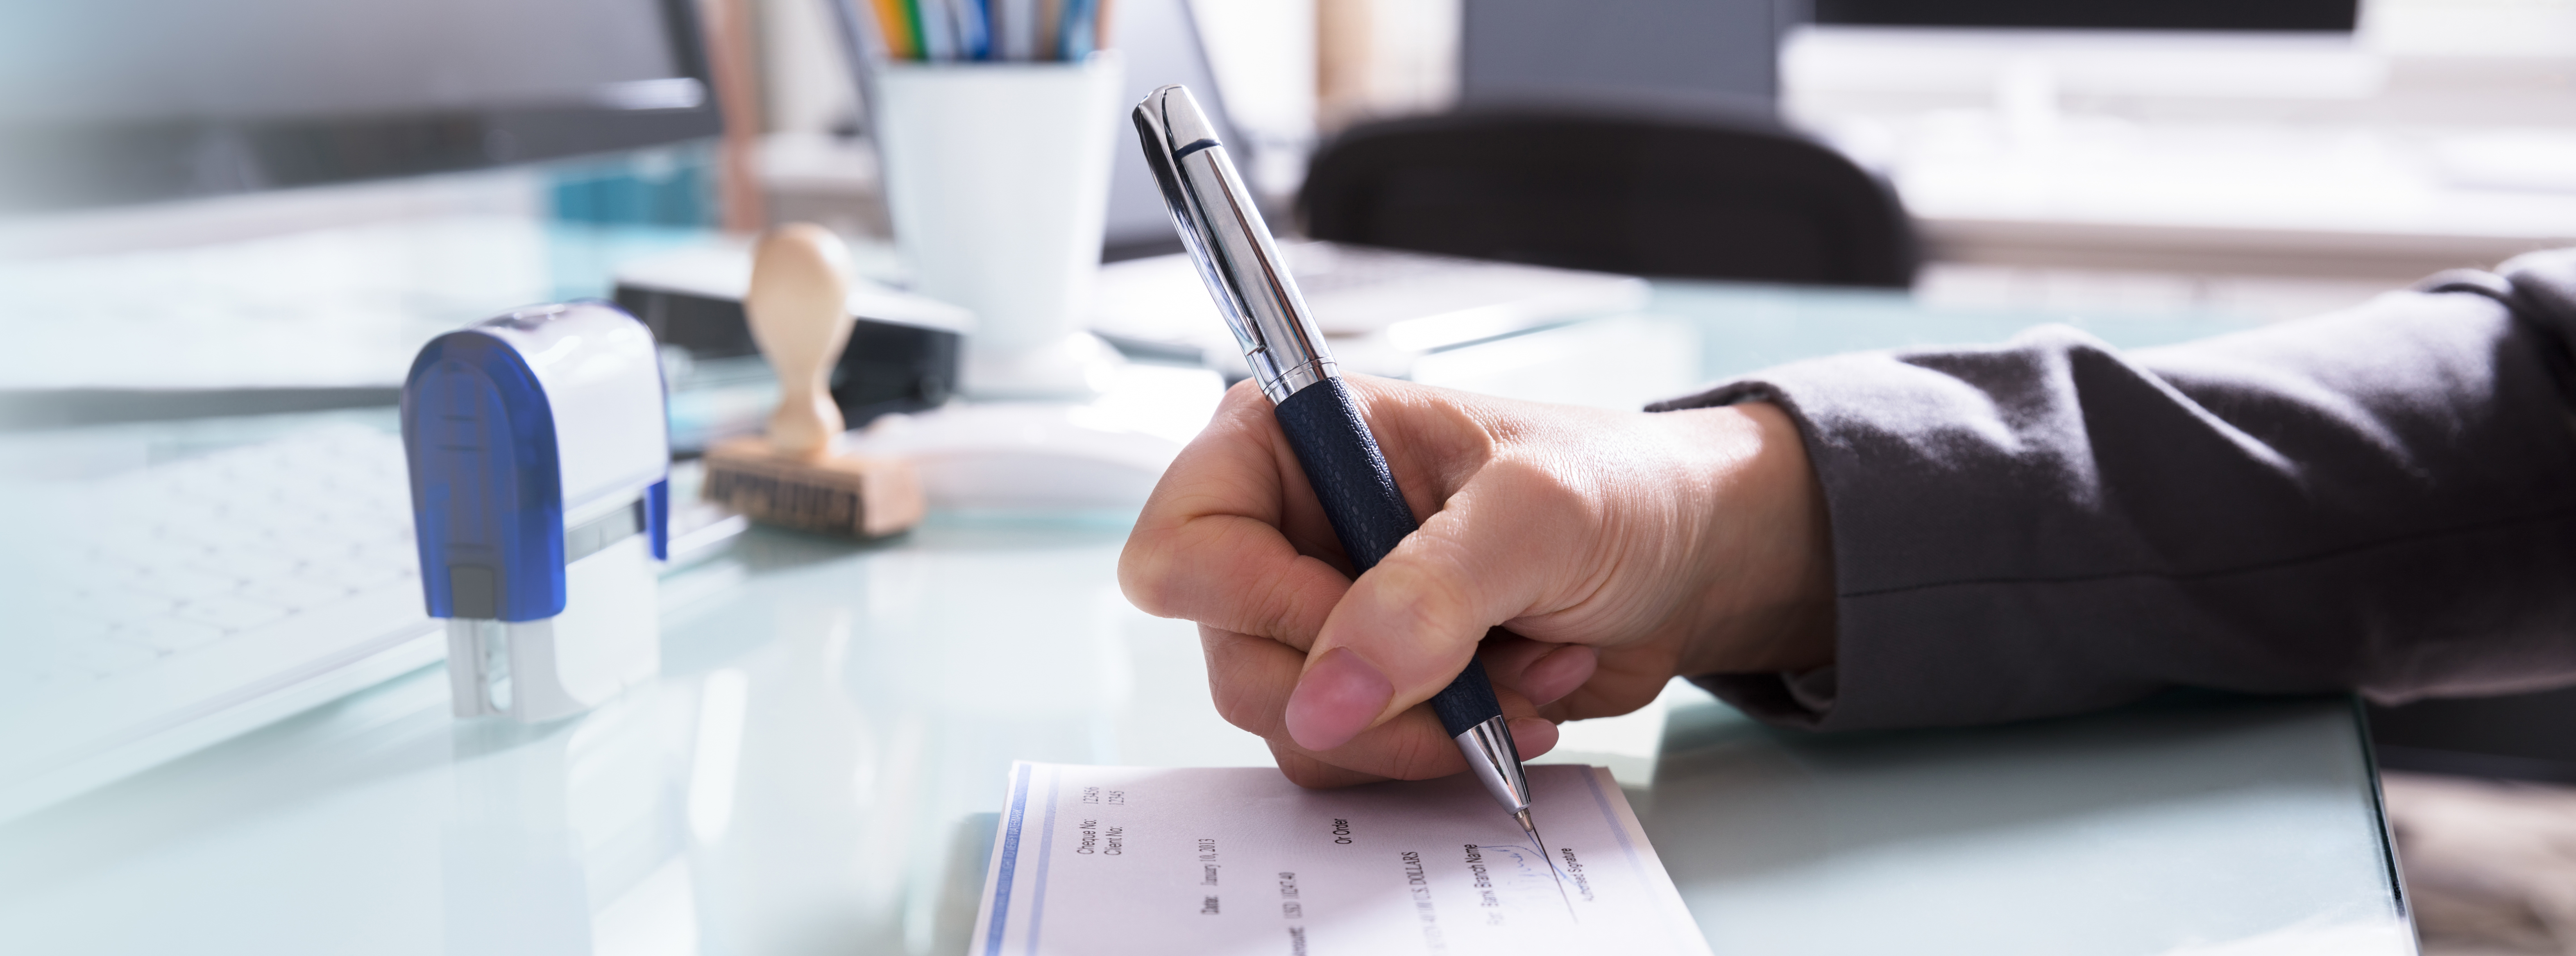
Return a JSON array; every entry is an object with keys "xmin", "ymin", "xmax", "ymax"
[
  {"xmin": 443, "ymin": 693, "xmax": 695, "ymax": 956},
  {"xmin": 654, "ymin": 518, "xmax": 1189, "ymax": 956}
]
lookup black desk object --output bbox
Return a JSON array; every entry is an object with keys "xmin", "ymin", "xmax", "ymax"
[{"xmin": 1298, "ymin": 104, "xmax": 1919, "ymax": 288}]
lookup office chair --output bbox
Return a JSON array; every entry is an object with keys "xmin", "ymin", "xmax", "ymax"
[{"xmin": 1298, "ymin": 104, "xmax": 1919, "ymax": 288}]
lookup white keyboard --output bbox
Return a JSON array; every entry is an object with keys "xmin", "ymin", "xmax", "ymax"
[
  {"xmin": 34, "ymin": 425, "xmax": 423, "ymax": 681},
  {"xmin": 0, "ymin": 418, "xmax": 748, "ymax": 821},
  {"xmin": 0, "ymin": 424, "xmax": 443, "ymax": 820}
]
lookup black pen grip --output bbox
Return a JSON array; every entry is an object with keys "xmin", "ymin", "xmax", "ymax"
[{"xmin": 1273, "ymin": 378, "xmax": 1502, "ymax": 739}]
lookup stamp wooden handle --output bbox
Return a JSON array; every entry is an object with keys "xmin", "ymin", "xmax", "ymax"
[{"xmin": 745, "ymin": 223, "xmax": 855, "ymax": 460}]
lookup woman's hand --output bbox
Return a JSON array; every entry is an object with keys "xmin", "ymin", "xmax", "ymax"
[{"xmin": 1118, "ymin": 376, "xmax": 1834, "ymax": 787}]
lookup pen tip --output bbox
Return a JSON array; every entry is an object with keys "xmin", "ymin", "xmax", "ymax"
[{"xmin": 1518, "ymin": 807, "xmax": 1578, "ymax": 921}]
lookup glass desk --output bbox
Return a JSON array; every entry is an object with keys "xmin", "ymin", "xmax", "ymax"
[{"xmin": 0, "ymin": 281, "xmax": 2412, "ymax": 955}]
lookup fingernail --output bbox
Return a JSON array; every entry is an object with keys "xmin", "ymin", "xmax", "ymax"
[
  {"xmin": 1521, "ymin": 645, "xmax": 1599, "ymax": 707},
  {"xmin": 1510, "ymin": 717, "xmax": 1559, "ymax": 759},
  {"xmin": 1285, "ymin": 648, "xmax": 1394, "ymax": 752}
]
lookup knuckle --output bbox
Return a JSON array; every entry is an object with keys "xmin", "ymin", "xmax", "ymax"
[
  {"xmin": 1276, "ymin": 759, "xmax": 1337, "ymax": 789},
  {"xmin": 1365, "ymin": 556, "xmax": 1486, "ymax": 655},
  {"xmin": 1208, "ymin": 679, "xmax": 1269, "ymax": 733},
  {"xmin": 1405, "ymin": 567, "xmax": 1479, "ymax": 634},
  {"xmin": 1200, "ymin": 627, "xmax": 1285, "ymax": 734},
  {"xmin": 1383, "ymin": 728, "xmax": 1459, "ymax": 781},
  {"xmin": 1487, "ymin": 455, "xmax": 1599, "ymax": 523},
  {"xmin": 1116, "ymin": 542, "xmax": 1180, "ymax": 618},
  {"xmin": 1251, "ymin": 561, "xmax": 1331, "ymax": 650}
]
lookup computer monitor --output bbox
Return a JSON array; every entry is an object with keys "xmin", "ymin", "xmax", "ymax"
[
  {"xmin": 1460, "ymin": 0, "xmax": 1785, "ymax": 114},
  {"xmin": 1097, "ymin": 0, "xmax": 1249, "ymax": 261},
  {"xmin": 1791, "ymin": 0, "xmax": 2375, "ymax": 102},
  {"xmin": 0, "ymin": 0, "xmax": 724, "ymax": 213},
  {"xmin": 1812, "ymin": 0, "xmax": 2358, "ymax": 33}
]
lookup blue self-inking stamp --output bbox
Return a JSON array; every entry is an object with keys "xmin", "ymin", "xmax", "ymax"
[{"xmin": 402, "ymin": 301, "xmax": 670, "ymax": 722}]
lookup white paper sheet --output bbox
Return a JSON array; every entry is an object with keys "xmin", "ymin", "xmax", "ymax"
[{"xmin": 968, "ymin": 762, "xmax": 1712, "ymax": 956}]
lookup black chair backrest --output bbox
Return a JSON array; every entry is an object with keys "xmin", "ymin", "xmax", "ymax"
[{"xmin": 1297, "ymin": 106, "xmax": 1918, "ymax": 288}]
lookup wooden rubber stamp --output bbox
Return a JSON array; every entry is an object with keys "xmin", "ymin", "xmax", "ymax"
[{"xmin": 701, "ymin": 224, "xmax": 927, "ymax": 538}]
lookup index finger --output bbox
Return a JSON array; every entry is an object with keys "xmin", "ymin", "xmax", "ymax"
[{"xmin": 1120, "ymin": 381, "xmax": 1349, "ymax": 648}]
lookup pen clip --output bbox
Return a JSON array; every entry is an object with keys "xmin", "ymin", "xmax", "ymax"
[
  {"xmin": 1132, "ymin": 85, "xmax": 1333, "ymax": 403},
  {"xmin": 1134, "ymin": 87, "xmax": 1255, "ymax": 355}
]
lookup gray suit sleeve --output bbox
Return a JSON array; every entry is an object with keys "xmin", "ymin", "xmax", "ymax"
[{"xmin": 1652, "ymin": 249, "xmax": 2576, "ymax": 731}]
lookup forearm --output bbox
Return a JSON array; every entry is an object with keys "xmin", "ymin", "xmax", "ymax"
[{"xmin": 1661, "ymin": 251, "xmax": 2576, "ymax": 730}]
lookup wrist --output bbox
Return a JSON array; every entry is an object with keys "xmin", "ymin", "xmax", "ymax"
[{"xmin": 1656, "ymin": 402, "xmax": 1837, "ymax": 676}]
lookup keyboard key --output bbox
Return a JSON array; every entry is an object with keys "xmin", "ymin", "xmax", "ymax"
[
  {"xmin": 31, "ymin": 616, "xmax": 116, "ymax": 649},
  {"xmin": 241, "ymin": 577, "xmax": 356, "ymax": 611},
  {"xmin": 52, "ymin": 640, "xmax": 163, "ymax": 679},
  {"xmin": 174, "ymin": 594, "xmax": 290, "ymax": 632},
  {"xmin": 112, "ymin": 618, "xmax": 228, "ymax": 653},
  {"xmin": 128, "ymin": 567, "xmax": 241, "ymax": 602},
  {"xmin": 197, "ymin": 551, "xmax": 299, "ymax": 581},
  {"xmin": 78, "ymin": 587, "xmax": 179, "ymax": 625},
  {"xmin": 316, "ymin": 559, "xmax": 412, "ymax": 591},
  {"xmin": 20, "ymin": 669, "xmax": 83, "ymax": 689}
]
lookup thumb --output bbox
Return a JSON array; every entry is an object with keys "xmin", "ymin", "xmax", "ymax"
[{"xmin": 1283, "ymin": 465, "xmax": 1585, "ymax": 751}]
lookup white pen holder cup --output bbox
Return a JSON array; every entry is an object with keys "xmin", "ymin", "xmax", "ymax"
[{"xmin": 873, "ymin": 52, "xmax": 1127, "ymax": 400}]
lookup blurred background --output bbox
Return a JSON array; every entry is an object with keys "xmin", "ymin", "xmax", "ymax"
[
  {"xmin": 764, "ymin": 0, "xmax": 2576, "ymax": 317},
  {"xmin": 5, "ymin": 1, "xmax": 2576, "ymax": 952},
  {"xmin": 13, "ymin": 0, "xmax": 2576, "ymax": 335}
]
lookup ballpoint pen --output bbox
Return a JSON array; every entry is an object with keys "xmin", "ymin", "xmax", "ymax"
[{"xmin": 1132, "ymin": 85, "xmax": 1571, "ymax": 911}]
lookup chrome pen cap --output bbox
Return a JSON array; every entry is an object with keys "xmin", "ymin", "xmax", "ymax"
[{"xmin": 1132, "ymin": 85, "xmax": 1335, "ymax": 403}]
